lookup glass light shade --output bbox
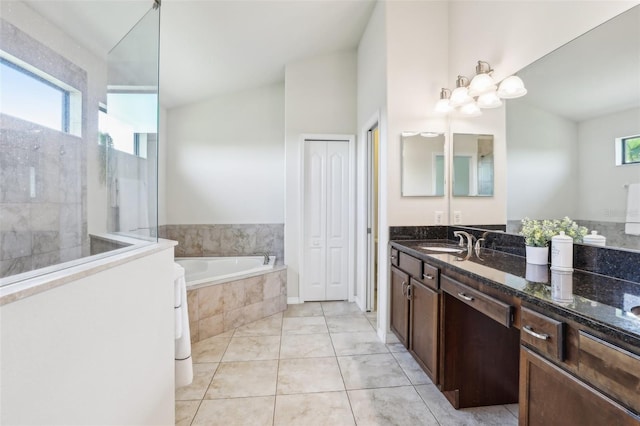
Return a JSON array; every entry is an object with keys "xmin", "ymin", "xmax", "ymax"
[
  {"xmin": 468, "ymin": 73, "xmax": 497, "ymax": 97},
  {"xmin": 477, "ymin": 91, "xmax": 503, "ymax": 108},
  {"xmin": 497, "ymin": 75, "xmax": 527, "ymax": 99},
  {"xmin": 459, "ymin": 102, "xmax": 482, "ymax": 117},
  {"xmin": 449, "ymin": 86, "xmax": 472, "ymax": 107},
  {"xmin": 434, "ymin": 98, "xmax": 452, "ymax": 114}
]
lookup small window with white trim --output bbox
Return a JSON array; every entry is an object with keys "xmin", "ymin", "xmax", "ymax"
[
  {"xmin": 615, "ymin": 135, "xmax": 640, "ymax": 166},
  {"xmin": 0, "ymin": 52, "xmax": 82, "ymax": 136}
]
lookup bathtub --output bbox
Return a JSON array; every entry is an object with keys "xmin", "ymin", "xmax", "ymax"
[{"xmin": 175, "ymin": 256, "xmax": 276, "ymax": 289}]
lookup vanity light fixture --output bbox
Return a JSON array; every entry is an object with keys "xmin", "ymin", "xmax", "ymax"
[
  {"xmin": 477, "ymin": 91, "xmax": 503, "ymax": 108},
  {"xmin": 449, "ymin": 76, "xmax": 473, "ymax": 107},
  {"xmin": 468, "ymin": 61, "xmax": 497, "ymax": 97},
  {"xmin": 434, "ymin": 88, "xmax": 452, "ymax": 114},
  {"xmin": 434, "ymin": 60, "xmax": 527, "ymax": 117},
  {"xmin": 497, "ymin": 75, "xmax": 528, "ymax": 98},
  {"xmin": 459, "ymin": 102, "xmax": 482, "ymax": 117}
]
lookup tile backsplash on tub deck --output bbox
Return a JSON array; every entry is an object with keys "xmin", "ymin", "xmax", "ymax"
[{"xmin": 159, "ymin": 223, "xmax": 284, "ymax": 262}]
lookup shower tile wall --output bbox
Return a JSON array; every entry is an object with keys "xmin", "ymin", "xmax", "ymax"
[
  {"xmin": 159, "ymin": 224, "xmax": 284, "ymax": 262},
  {"xmin": 0, "ymin": 20, "xmax": 89, "ymax": 279},
  {"xmin": 0, "ymin": 118, "xmax": 88, "ymax": 278}
]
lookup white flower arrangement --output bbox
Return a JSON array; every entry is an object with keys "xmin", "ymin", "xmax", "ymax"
[
  {"xmin": 520, "ymin": 216, "xmax": 588, "ymax": 247},
  {"xmin": 555, "ymin": 216, "xmax": 589, "ymax": 243}
]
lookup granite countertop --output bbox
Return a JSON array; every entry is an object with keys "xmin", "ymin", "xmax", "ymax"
[{"xmin": 391, "ymin": 239, "xmax": 640, "ymax": 348}]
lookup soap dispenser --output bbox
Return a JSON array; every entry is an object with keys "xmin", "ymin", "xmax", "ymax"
[{"xmin": 551, "ymin": 231, "xmax": 573, "ymax": 272}]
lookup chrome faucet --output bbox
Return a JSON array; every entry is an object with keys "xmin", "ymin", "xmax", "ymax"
[
  {"xmin": 453, "ymin": 231, "xmax": 476, "ymax": 254},
  {"xmin": 261, "ymin": 252, "xmax": 270, "ymax": 265}
]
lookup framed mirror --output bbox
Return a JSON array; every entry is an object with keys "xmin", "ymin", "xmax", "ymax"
[
  {"xmin": 452, "ymin": 133, "xmax": 494, "ymax": 197},
  {"xmin": 506, "ymin": 5, "xmax": 640, "ymax": 251},
  {"xmin": 401, "ymin": 132, "xmax": 445, "ymax": 197}
]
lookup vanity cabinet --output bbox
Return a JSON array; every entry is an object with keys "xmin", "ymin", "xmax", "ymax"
[
  {"xmin": 390, "ymin": 266, "xmax": 409, "ymax": 347},
  {"xmin": 389, "ymin": 251, "xmax": 440, "ymax": 383},
  {"xmin": 409, "ymin": 274, "xmax": 439, "ymax": 382},
  {"xmin": 519, "ymin": 307, "xmax": 640, "ymax": 425},
  {"xmin": 440, "ymin": 274, "xmax": 520, "ymax": 408},
  {"xmin": 519, "ymin": 347, "xmax": 639, "ymax": 426}
]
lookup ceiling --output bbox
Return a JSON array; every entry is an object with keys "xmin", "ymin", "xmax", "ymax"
[{"xmin": 25, "ymin": 0, "xmax": 376, "ymax": 108}]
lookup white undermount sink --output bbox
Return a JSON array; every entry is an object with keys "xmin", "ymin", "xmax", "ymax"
[{"xmin": 418, "ymin": 245, "xmax": 465, "ymax": 253}]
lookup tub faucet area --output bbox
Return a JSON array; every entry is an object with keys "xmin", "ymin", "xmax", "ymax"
[{"xmin": 261, "ymin": 252, "xmax": 270, "ymax": 265}]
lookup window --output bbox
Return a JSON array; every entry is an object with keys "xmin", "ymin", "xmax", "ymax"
[
  {"xmin": 622, "ymin": 136, "xmax": 640, "ymax": 164},
  {"xmin": 0, "ymin": 54, "xmax": 80, "ymax": 135},
  {"xmin": 615, "ymin": 135, "xmax": 640, "ymax": 166},
  {"xmin": 98, "ymin": 93, "xmax": 156, "ymax": 158}
]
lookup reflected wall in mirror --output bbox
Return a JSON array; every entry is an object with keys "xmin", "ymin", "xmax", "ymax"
[
  {"xmin": 506, "ymin": 5, "xmax": 640, "ymax": 251},
  {"xmin": 452, "ymin": 133, "xmax": 494, "ymax": 197},
  {"xmin": 401, "ymin": 132, "xmax": 445, "ymax": 197}
]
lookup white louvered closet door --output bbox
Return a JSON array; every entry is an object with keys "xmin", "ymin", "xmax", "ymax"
[{"xmin": 303, "ymin": 140, "xmax": 350, "ymax": 301}]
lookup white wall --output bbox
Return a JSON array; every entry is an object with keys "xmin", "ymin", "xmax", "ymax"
[
  {"xmin": 0, "ymin": 246, "xmax": 176, "ymax": 425},
  {"xmin": 578, "ymin": 107, "xmax": 640, "ymax": 222},
  {"xmin": 506, "ymin": 100, "xmax": 579, "ymax": 221},
  {"xmin": 356, "ymin": 0, "xmax": 387, "ymax": 315},
  {"xmin": 284, "ymin": 51, "xmax": 357, "ymax": 300},
  {"xmin": 166, "ymin": 83, "xmax": 285, "ymax": 224},
  {"xmin": 386, "ymin": 0, "xmax": 449, "ymax": 227}
]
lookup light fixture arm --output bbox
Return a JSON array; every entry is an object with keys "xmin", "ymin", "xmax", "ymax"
[
  {"xmin": 455, "ymin": 75, "xmax": 470, "ymax": 88},
  {"xmin": 475, "ymin": 60, "xmax": 493, "ymax": 75}
]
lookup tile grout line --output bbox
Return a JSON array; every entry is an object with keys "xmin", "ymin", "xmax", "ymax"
[
  {"xmin": 325, "ymin": 307, "xmax": 358, "ymax": 426},
  {"xmin": 188, "ymin": 361, "xmax": 220, "ymax": 426}
]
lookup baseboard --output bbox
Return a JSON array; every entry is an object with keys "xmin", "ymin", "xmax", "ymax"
[{"xmin": 287, "ymin": 297, "xmax": 301, "ymax": 304}]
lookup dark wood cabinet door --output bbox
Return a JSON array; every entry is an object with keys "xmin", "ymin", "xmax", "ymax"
[
  {"xmin": 519, "ymin": 346, "xmax": 640, "ymax": 426},
  {"xmin": 409, "ymin": 278, "xmax": 439, "ymax": 383},
  {"xmin": 390, "ymin": 266, "xmax": 409, "ymax": 347}
]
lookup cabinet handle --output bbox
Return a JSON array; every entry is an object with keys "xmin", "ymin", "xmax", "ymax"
[
  {"xmin": 457, "ymin": 292, "xmax": 474, "ymax": 301},
  {"xmin": 406, "ymin": 284, "xmax": 412, "ymax": 300},
  {"xmin": 401, "ymin": 281, "xmax": 407, "ymax": 297},
  {"xmin": 423, "ymin": 274, "xmax": 434, "ymax": 280},
  {"xmin": 523, "ymin": 325, "xmax": 550, "ymax": 340},
  {"xmin": 391, "ymin": 255, "xmax": 397, "ymax": 260}
]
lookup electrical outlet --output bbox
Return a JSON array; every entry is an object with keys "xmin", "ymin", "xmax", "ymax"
[
  {"xmin": 453, "ymin": 210, "xmax": 462, "ymax": 224},
  {"xmin": 435, "ymin": 211, "xmax": 443, "ymax": 225}
]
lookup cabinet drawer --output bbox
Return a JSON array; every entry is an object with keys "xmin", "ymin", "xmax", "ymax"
[
  {"xmin": 421, "ymin": 263, "xmax": 439, "ymax": 290},
  {"xmin": 578, "ymin": 332, "xmax": 640, "ymax": 413},
  {"xmin": 520, "ymin": 307, "xmax": 565, "ymax": 361},
  {"xmin": 441, "ymin": 275, "xmax": 513, "ymax": 327},
  {"xmin": 399, "ymin": 252, "xmax": 422, "ymax": 280},
  {"xmin": 390, "ymin": 248, "xmax": 399, "ymax": 266}
]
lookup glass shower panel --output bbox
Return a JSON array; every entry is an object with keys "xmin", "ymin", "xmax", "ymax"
[
  {"xmin": 104, "ymin": 5, "xmax": 160, "ymax": 241},
  {"xmin": 0, "ymin": 2, "xmax": 160, "ymax": 284}
]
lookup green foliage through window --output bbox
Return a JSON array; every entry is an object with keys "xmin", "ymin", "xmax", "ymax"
[{"xmin": 623, "ymin": 136, "xmax": 640, "ymax": 164}]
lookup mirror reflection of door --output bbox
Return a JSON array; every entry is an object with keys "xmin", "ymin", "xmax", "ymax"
[
  {"xmin": 453, "ymin": 156, "xmax": 471, "ymax": 196},
  {"xmin": 435, "ymin": 155, "xmax": 445, "ymax": 196},
  {"xmin": 452, "ymin": 133, "xmax": 494, "ymax": 197}
]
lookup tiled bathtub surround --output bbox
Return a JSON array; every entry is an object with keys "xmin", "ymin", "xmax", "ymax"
[
  {"xmin": 187, "ymin": 267, "xmax": 287, "ymax": 342},
  {"xmin": 159, "ymin": 224, "xmax": 284, "ymax": 262},
  {"xmin": 390, "ymin": 226, "xmax": 640, "ymax": 284}
]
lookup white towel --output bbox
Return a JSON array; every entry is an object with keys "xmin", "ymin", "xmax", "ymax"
[
  {"xmin": 116, "ymin": 177, "xmax": 150, "ymax": 234},
  {"xmin": 174, "ymin": 263, "xmax": 193, "ymax": 388},
  {"xmin": 625, "ymin": 183, "xmax": 640, "ymax": 235}
]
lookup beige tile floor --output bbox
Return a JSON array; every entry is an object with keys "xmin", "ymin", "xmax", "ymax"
[{"xmin": 176, "ymin": 301, "xmax": 519, "ymax": 426}]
